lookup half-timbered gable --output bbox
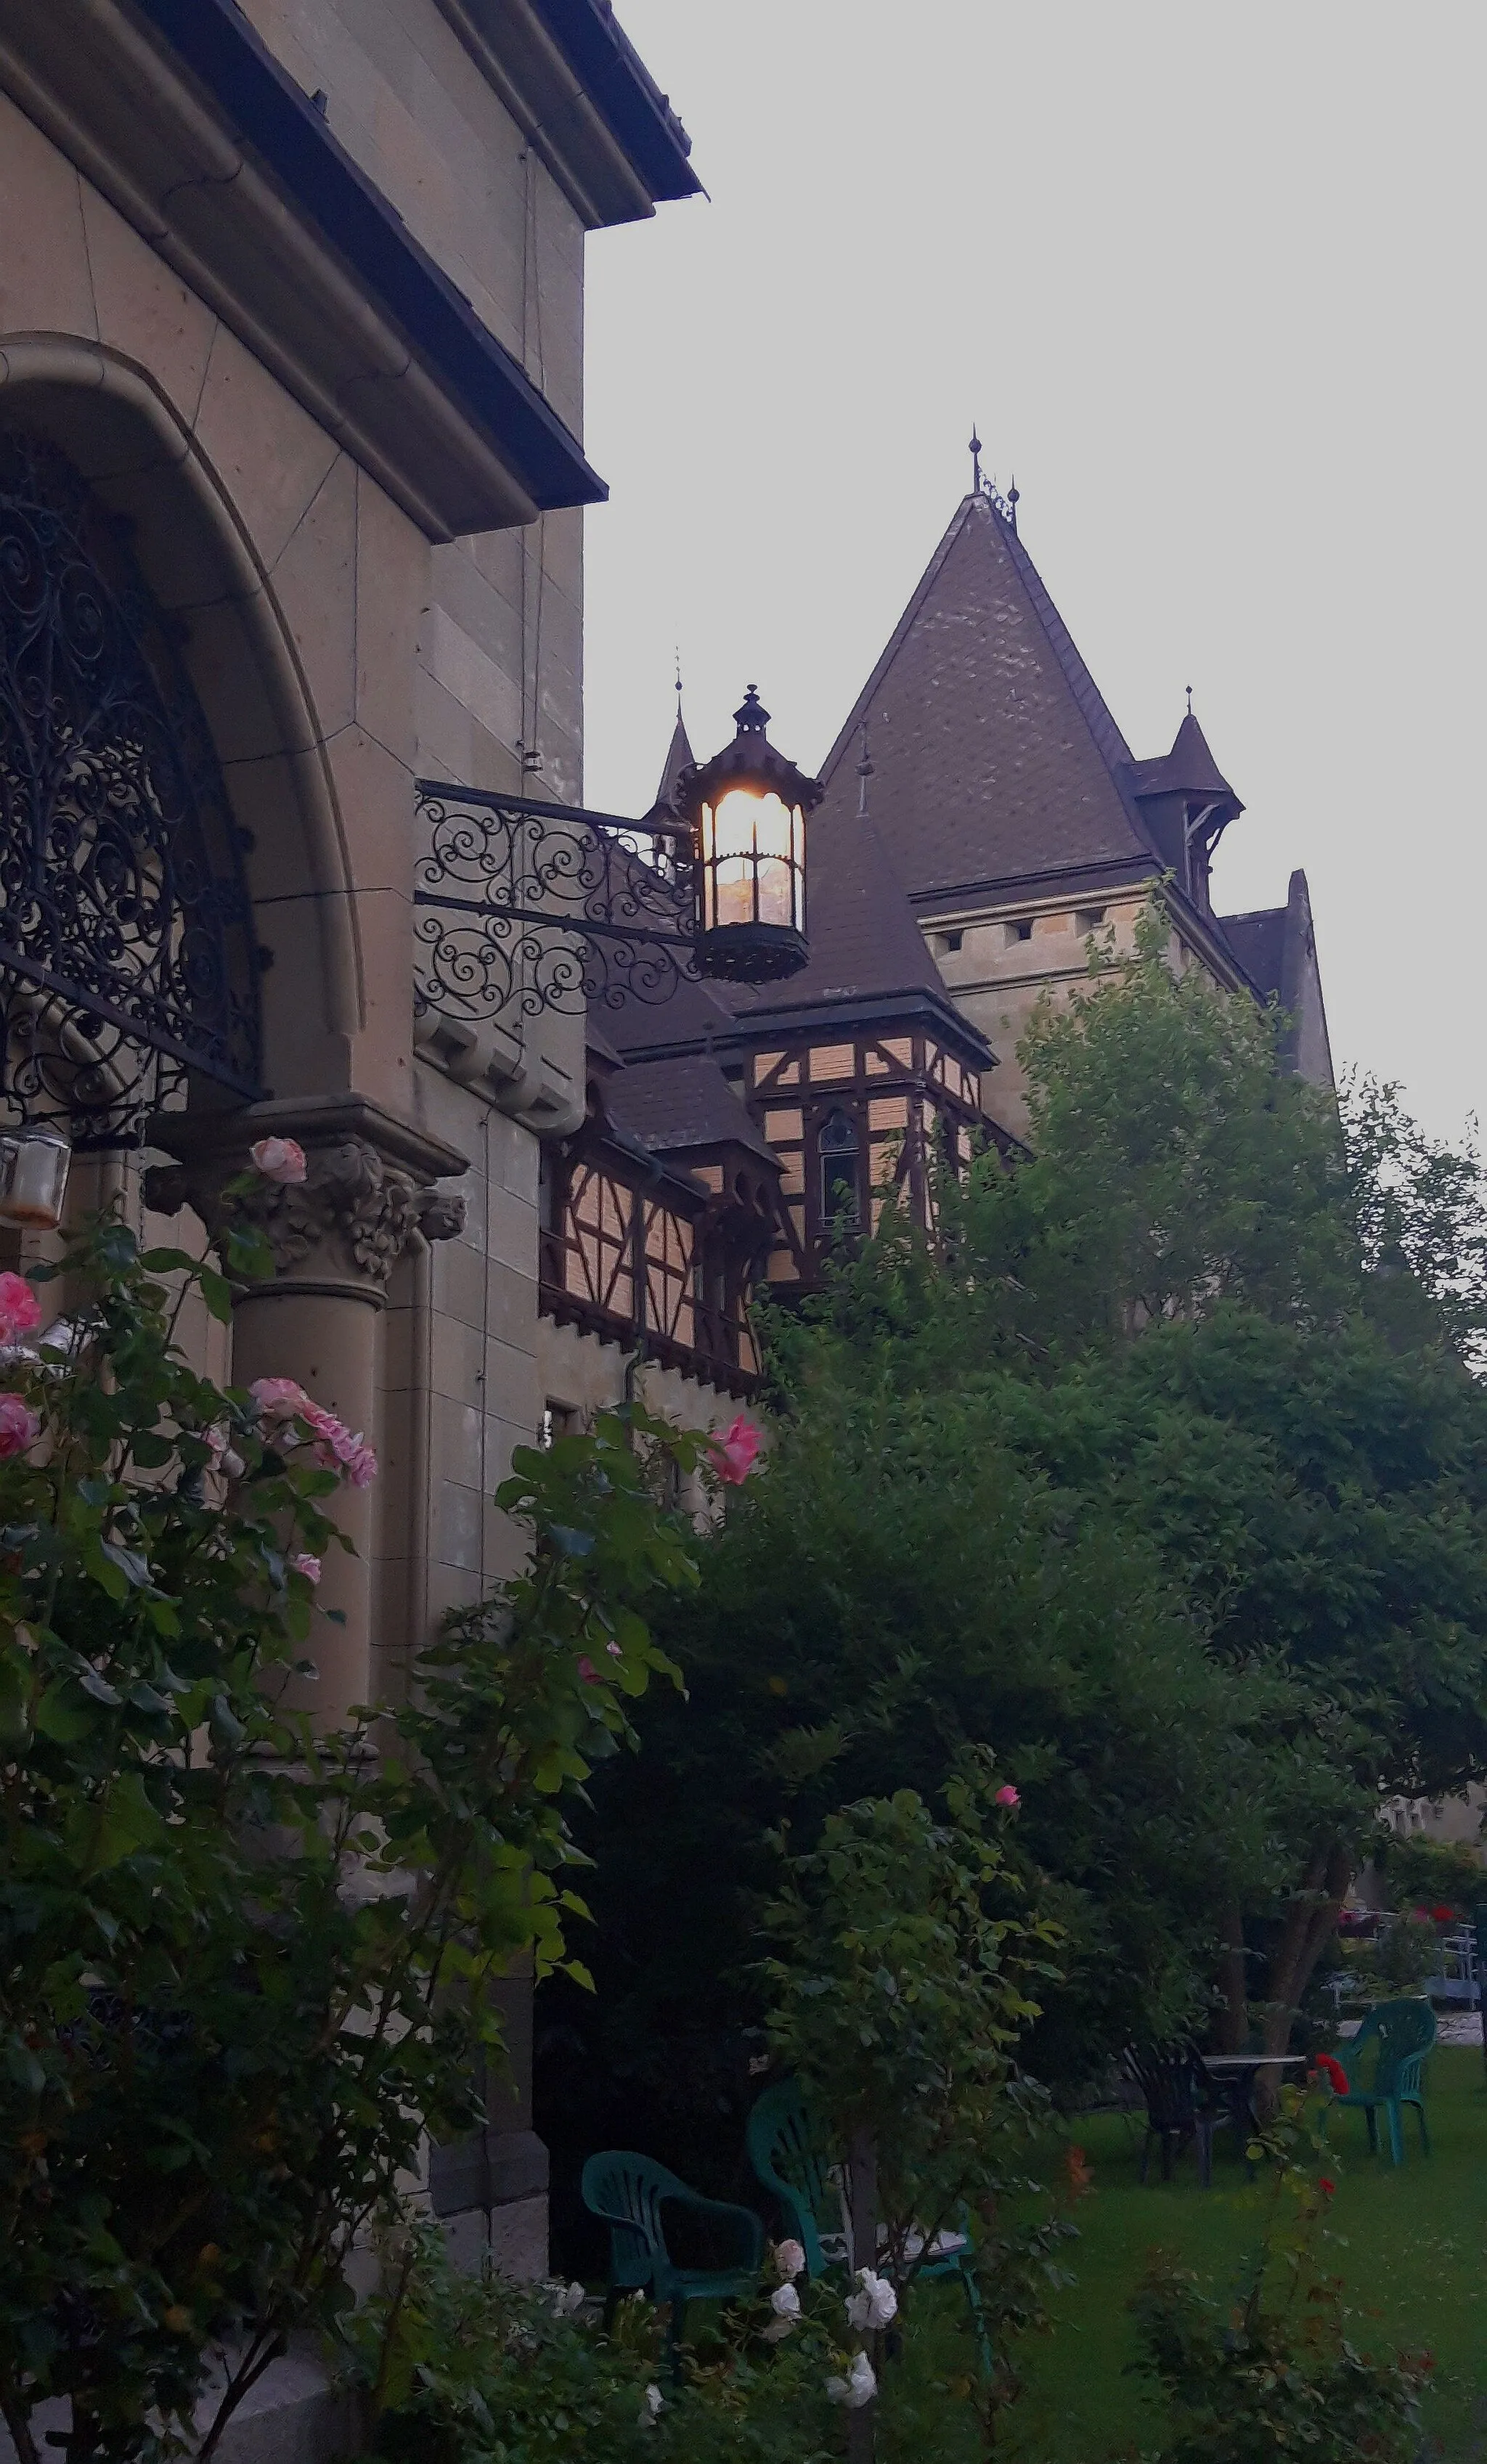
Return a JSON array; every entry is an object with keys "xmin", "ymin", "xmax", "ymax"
[
  {"xmin": 538, "ymin": 1045, "xmax": 779, "ymax": 1398},
  {"xmin": 743, "ymin": 1000, "xmax": 998, "ymax": 1281}
]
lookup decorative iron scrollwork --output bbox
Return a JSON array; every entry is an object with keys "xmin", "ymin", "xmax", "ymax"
[
  {"xmin": 0, "ymin": 428, "xmax": 261, "ymax": 1147},
  {"xmin": 413, "ymin": 781, "xmax": 704, "ymax": 1021}
]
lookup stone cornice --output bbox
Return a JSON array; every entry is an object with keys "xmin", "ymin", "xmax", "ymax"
[
  {"xmin": 0, "ymin": 0, "xmax": 605, "ymax": 539},
  {"xmin": 433, "ymin": 0, "xmax": 701, "ymax": 231}
]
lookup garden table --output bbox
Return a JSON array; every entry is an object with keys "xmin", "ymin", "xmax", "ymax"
[{"xmin": 1201, "ymin": 2053, "xmax": 1306, "ymax": 2138}]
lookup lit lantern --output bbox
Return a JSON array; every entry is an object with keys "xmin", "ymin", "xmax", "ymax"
[
  {"xmin": 676, "ymin": 687, "xmax": 820, "ymax": 983},
  {"xmin": 0, "ymin": 1127, "xmax": 71, "ymax": 1230}
]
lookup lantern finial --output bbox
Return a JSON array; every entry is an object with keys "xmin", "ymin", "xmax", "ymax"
[{"xmin": 733, "ymin": 684, "xmax": 770, "ymax": 733}]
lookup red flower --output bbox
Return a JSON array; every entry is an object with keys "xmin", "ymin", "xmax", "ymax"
[
  {"xmin": 709, "ymin": 1414, "xmax": 762, "ymax": 1485},
  {"xmin": 577, "ymin": 1656, "xmax": 600, "ymax": 1684},
  {"xmin": 1431, "ymin": 1904, "xmax": 1457, "ymax": 1923},
  {"xmin": 1309, "ymin": 2054, "xmax": 1349, "ymax": 2096},
  {"xmin": 1318, "ymin": 2177, "xmax": 1336, "ymax": 2198},
  {"xmin": 0, "ymin": 1273, "xmax": 41, "ymax": 1343}
]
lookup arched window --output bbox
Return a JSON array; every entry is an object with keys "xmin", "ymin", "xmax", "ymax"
[
  {"xmin": 0, "ymin": 428, "xmax": 261, "ymax": 1148},
  {"xmin": 818, "ymin": 1105, "xmax": 860, "ymax": 1231}
]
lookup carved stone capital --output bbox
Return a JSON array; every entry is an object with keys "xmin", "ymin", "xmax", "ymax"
[{"xmin": 144, "ymin": 1098, "xmax": 468, "ymax": 1302}]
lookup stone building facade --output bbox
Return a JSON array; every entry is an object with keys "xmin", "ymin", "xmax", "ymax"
[{"xmin": 0, "ymin": 0, "xmax": 751, "ymax": 2314}]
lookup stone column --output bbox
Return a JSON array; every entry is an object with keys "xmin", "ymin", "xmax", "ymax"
[{"xmin": 146, "ymin": 1096, "xmax": 467, "ymax": 1726}]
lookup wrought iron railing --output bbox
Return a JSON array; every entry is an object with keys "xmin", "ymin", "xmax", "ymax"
[{"xmin": 412, "ymin": 780, "xmax": 705, "ymax": 1024}]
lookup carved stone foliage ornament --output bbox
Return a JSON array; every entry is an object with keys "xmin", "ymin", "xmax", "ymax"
[{"xmin": 145, "ymin": 1137, "xmax": 465, "ymax": 1292}]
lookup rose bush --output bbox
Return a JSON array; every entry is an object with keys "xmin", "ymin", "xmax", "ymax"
[{"xmin": 0, "ymin": 1207, "xmax": 711, "ymax": 2464}]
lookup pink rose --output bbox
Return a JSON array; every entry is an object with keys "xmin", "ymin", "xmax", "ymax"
[
  {"xmin": 0, "ymin": 1393, "xmax": 39, "ymax": 1459},
  {"xmin": 995, "ymin": 1784, "xmax": 1020, "ymax": 1808},
  {"xmin": 343, "ymin": 1443, "xmax": 378, "ymax": 1490},
  {"xmin": 0, "ymin": 1273, "xmax": 43, "ymax": 1344},
  {"xmin": 577, "ymin": 1656, "xmax": 600, "ymax": 1684},
  {"xmin": 709, "ymin": 1414, "xmax": 762, "ymax": 1485},
  {"xmin": 290, "ymin": 1553, "xmax": 322, "ymax": 1585},
  {"xmin": 250, "ymin": 1137, "xmax": 307, "ymax": 1186},
  {"xmin": 250, "ymin": 1376, "xmax": 311, "ymax": 1422}
]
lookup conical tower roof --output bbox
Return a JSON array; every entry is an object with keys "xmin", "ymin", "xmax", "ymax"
[
  {"xmin": 815, "ymin": 491, "xmax": 1160, "ymax": 899},
  {"xmin": 1129, "ymin": 709, "xmax": 1243, "ymax": 818},
  {"xmin": 645, "ymin": 711, "xmax": 696, "ymax": 820}
]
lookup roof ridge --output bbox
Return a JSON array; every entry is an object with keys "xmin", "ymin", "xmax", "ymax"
[
  {"xmin": 1000, "ymin": 517, "xmax": 1136, "ymax": 778},
  {"xmin": 817, "ymin": 494, "xmax": 981, "ymax": 786}
]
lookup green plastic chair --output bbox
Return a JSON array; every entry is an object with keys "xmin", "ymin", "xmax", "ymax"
[
  {"xmin": 581, "ymin": 2150, "xmax": 763, "ymax": 2360},
  {"xmin": 1330, "ymin": 1997, "xmax": 1437, "ymax": 2163},
  {"xmin": 746, "ymin": 2079, "xmax": 991, "ymax": 2378}
]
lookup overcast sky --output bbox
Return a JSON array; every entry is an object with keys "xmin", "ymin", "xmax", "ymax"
[{"xmin": 579, "ymin": 3, "xmax": 1484, "ymax": 1142}]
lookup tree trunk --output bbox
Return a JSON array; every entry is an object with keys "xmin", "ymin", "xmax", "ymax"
[
  {"xmin": 847, "ymin": 2128, "xmax": 878, "ymax": 2464},
  {"xmin": 1215, "ymin": 1902, "xmax": 1249, "ymax": 2051},
  {"xmin": 0, "ymin": 2387, "xmax": 41, "ymax": 2464},
  {"xmin": 1255, "ymin": 1840, "xmax": 1352, "ymax": 2111}
]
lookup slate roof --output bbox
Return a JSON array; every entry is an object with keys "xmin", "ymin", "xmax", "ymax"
[
  {"xmin": 1129, "ymin": 711, "xmax": 1243, "ymax": 817},
  {"xmin": 645, "ymin": 711, "xmax": 696, "ymax": 820},
  {"xmin": 603, "ymin": 1054, "xmax": 779, "ymax": 1167},
  {"xmin": 1218, "ymin": 872, "xmax": 1334, "ymax": 1087},
  {"xmin": 1219, "ymin": 907, "xmax": 1285, "ymax": 998},
  {"xmin": 813, "ymin": 492, "xmax": 1162, "ymax": 900}
]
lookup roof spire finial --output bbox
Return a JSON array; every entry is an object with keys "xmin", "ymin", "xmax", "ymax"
[
  {"xmin": 969, "ymin": 428, "xmax": 982, "ymax": 496},
  {"xmin": 1186, "ymin": 682, "xmax": 1193, "ymax": 717},
  {"xmin": 1007, "ymin": 473, "xmax": 1019, "ymax": 535},
  {"xmin": 856, "ymin": 720, "xmax": 873, "ymax": 820}
]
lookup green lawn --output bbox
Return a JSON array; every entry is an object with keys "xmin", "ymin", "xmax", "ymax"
[{"xmin": 886, "ymin": 2047, "xmax": 1487, "ymax": 2460}]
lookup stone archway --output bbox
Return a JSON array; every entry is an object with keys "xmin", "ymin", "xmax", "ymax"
[
  {"xmin": 0, "ymin": 337, "xmax": 362, "ymax": 1103},
  {"xmin": 0, "ymin": 342, "xmax": 468, "ymax": 1722}
]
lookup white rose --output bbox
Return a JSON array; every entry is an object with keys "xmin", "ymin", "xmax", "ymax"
[
  {"xmin": 845, "ymin": 2267, "xmax": 898, "ymax": 2332},
  {"xmin": 826, "ymin": 2350, "xmax": 878, "ymax": 2409},
  {"xmin": 770, "ymin": 2282, "xmax": 801, "ymax": 2319}
]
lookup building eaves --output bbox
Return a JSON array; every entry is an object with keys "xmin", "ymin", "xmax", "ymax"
[
  {"xmin": 432, "ymin": 0, "xmax": 701, "ymax": 230},
  {"xmin": 51, "ymin": 0, "xmax": 609, "ymax": 532},
  {"xmin": 616, "ymin": 983, "xmax": 996, "ymax": 1077},
  {"xmin": 526, "ymin": 0, "xmax": 700, "ymax": 205}
]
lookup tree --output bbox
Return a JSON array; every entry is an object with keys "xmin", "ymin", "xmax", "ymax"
[
  {"xmin": 558, "ymin": 910, "xmax": 1487, "ymax": 2152},
  {"xmin": 556, "ymin": 1360, "xmax": 1274, "ymax": 2186},
  {"xmin": 785, "ymin": 910, "xmax": 1487, "ymax": 2055}
]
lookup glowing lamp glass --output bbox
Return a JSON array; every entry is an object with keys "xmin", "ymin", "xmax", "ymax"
[{"xmin": 701, "ymin": 788, "xmax": 805, "ymax": 937}]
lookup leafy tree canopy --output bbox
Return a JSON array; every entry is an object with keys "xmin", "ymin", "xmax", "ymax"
[{"xmin": 559, "ymin": 915, "xmax": 1487, "ymax": 2147}]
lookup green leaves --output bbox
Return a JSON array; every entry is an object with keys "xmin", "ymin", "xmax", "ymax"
[{"xmin": 0, "ymin": 1213, "xmax": 708, "ymax": 2464}]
